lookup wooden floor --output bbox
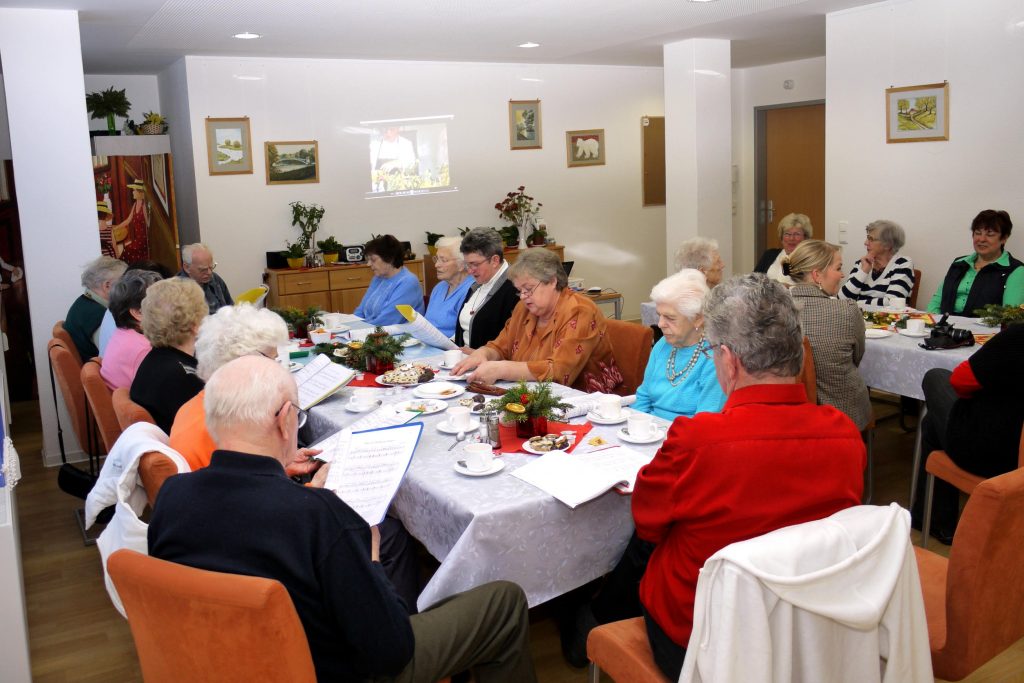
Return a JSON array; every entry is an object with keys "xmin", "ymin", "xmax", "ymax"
[{"xmin": 10, "ymin": 398, "xmax": 1024, "ymax": 682}]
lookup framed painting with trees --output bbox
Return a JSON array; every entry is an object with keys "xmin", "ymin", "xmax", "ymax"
[
  {"xmin": 886, "ymin": 82, "xmax": 949, "ymax": 143},
  {"xmin": 265, "ymin": 141, "xmax": 319, "ymax": 185},
  {"xmin": 204, "ymin": 117, "xmax": 253, "ymax": 174}
]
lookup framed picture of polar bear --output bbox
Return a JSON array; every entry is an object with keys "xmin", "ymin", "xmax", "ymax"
[{"xmin": 565, "ymin": 129, "xmax": 605, "ymax": 167}]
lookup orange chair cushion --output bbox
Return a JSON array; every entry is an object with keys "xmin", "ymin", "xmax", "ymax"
[
  {"xmin": 926, "ymin": 450, "xmax": 985, "ymax": 496},
  {"xmin": 587, "ymin": 617, "xmax": 670, "ymax": 683},
  {"xmin": 913, "ymin": 546, "xmax": 949, "ymax": 652},
  {"xmin": 138, "ymin": 452, "xmax": 179, "ymax": 508}
]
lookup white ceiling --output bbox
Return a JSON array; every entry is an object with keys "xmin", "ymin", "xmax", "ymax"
[{"xmin": 2, "ymin": 0, "xmax": 878, "ymax": 74}]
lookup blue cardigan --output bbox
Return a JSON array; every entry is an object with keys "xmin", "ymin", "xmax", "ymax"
[
  {"xmin": 633, "ymin": 338, "xmax": 726, "ymax": 421},
  {"xmin": 353, "ymin": 267, "xmax": 424, "ymax": 326},
  {"xmin": 424, "ymin": 277, "xmax": 473, "ymax": 338}
]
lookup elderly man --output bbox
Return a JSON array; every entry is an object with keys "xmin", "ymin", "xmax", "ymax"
[
  {"xmin": 149, "ymin": 356, "xmax": 536, "ymax": 682},
  {"xmin": 64, "ymin": 255, "xmax": 127, "ymax": 360},
  {"xmin": 563, "ymin": 274, "xmax": 865, "ymax": 678},
  {"xmin": 178, "ymin": 243, "xmax": 232, "ymax": 313}
]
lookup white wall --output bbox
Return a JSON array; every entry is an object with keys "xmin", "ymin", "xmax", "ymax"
[
  {"xmin": 184, "ymin": 56, "xmax": 666, "ymax": 320},
  {"xmin": 731, "ymin": 56, "xmax": 825, "ymax": 273},
  {"xmin": 827, "ymin": 0, "xmax": 1024, "ymax": 307},
  {"xmin": 83, "ymin": 74, "xmax": 160, "ymax": 134},
  {"xmin": 0, "ymin": 75, "xmax": 10, "ymax": 160}
]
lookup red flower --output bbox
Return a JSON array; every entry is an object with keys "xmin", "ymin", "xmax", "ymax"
[{"xmin": 518, "ymin": 185, "xmax": 525, "ymax": 191}]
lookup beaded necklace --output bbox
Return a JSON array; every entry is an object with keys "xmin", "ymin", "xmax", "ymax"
[{"xmin": 666, "ymin": 335, "xmax": 707, "ymax": 386}]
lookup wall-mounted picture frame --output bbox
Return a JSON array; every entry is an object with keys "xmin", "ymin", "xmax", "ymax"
[
  {"xmin": 205, "ymin": 116, "xmax": 253, "ymax": 174},
  {"xmin": 885, "ymin": 82, "xmax": 949, "ymax": 143},
  {"xmin": 566, "ymin": 129, "xmax": 605, "ymax": 167},
  {"xmin": 509, "ymin": 100, "xmax": 542, "ymax": 150},
  {"xmin": 150, "ymin": 153, "xmax": 169, "ymax": 216},
  {"xmin": 265, "ymin": 140, "xmax": 320, "ymax": 185}
]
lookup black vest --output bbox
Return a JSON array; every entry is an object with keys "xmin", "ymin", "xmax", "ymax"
[{"xmin": 938, "ymin": 253, "xmax": 1024, "ymax": 316}]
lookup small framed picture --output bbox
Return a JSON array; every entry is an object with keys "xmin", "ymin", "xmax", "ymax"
[
  {"xmin": 566, "ymin": 129, "xmax": 605, "ymax": 167},
  {"xmin": 265, "ymin": 140, "xmax": 319, "ymax": 185},
  {"xmin": 205, "ymin": 117, "xmax": 253, "ymax": 175},
  {"xmin": 885, "ymin": 82, "xmax": 949, "ymax": 143},
  {"xmin": 508, "ymin": 100, "xmax": 542, "ymax": 150}
]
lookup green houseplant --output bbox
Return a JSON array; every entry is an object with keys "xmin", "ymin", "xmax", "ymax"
[
  {"xmin": 281, "ymin": 240, "xmax": 307, "ymax": 268},
  {"xmin": 86, "ymin": 87, "xmax": 131, "ymax": 135},
  {"xmin": 318, "ymin": 327, "xmax": 410, "ymax": 374},
  {"xmin": 489, "ymin": 380, "xmax": 570, "ymax": 438},
  {"xmin": 425, "ymin": 231, "xmax": 444, "ymax": 257},
  {"xmin": 289, "ymin": 201, "xmax": 326, "ymax": 264},
  {"xmin": 317, "ymin": 236, "xmax": 342, "ymax": 264},
  {"xmin": 138, "ymin": 111, "xmax": 168, "ymax": 135}
]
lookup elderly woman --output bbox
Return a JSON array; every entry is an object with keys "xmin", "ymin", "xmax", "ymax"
[
  {"xmin": 787, "ymin": 240, "xmax": 871, "ymax": 430},
  {"xmin": 99, "ymin": 270, "xmax": 162, "ymax": 390},
  {"xmin": 839, "ymin": 220, "xmax": 914, "ymax": 305},
  {"xmin": 453, "ymin": 248, "xmax": 622, "ymax": 392},
  {"xmin": 424, "ymin": 236, "xmax": 473, "ymax": 338},
  {"xmin": 353, "ymin": 234, "xmax": 424, "ymax": 326},
  {"xmin": 927, "ymin": 209, "xmax": 1024, "ymax": 316},
  {"xmin": 634, "ymin": 270, "xmax": 725, "ymax": 420},
  {"xmin": 129, "ymin": 277, "xmax": 208, "ymax": 433},
  {"xmin": 455, "ymin": 227, "xmax": 519, "ymax": 349},
  {"xmin": 673, "ymin": 237, "xmax": 724, "ymax": 287},
  {"xmin": 64, "ymin": 255, "xmax": 127, "ymax": 360},
  {"xmin": 756, "ymin": 213, "xmax": 813, "ymax": 286}
]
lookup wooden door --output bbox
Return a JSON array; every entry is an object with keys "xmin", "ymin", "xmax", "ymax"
[{"xmin": 759, "ymin": 103, "xmax": 825, "ymax": 252}]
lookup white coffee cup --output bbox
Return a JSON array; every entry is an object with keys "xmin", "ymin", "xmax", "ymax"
[
  {"xmin": 627, "ymin": 413, "xmax": 655, "ymax": 440},
  {"xmin": 448, "ymin": 406, "xmax": 472, "ymax": 431},
  {"xmin": 443, "ymin": 349, "xmax": 463, "ymax": 368},
  {"xmin": 886, "ymin": 296, "xmax": 906, "ymax": 309},
  {"xmin": 322, "ymin": 312, "xmax": 343, "ymax": 328},
  {"xmin": 906, "ymin": 318, "xmax": 926, "ymax": 334},
  {"xmin": 348, "ymin": 388, "xmax": 376, "ymax": 410},
  {"xmin": 463, "ymin": 443, "xmax": 494, "ymax": 472},
  {"xmin": 596, "ymin": 394, "xmax": 621, "ymax": 420}
]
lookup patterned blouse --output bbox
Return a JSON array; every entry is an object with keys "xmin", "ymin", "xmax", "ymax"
[{"xmin": 486, "ymin": 288, "xmax": 623, "ymax": 392}]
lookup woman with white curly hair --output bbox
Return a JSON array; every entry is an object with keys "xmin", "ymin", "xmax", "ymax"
[
  {"xmin": 634, "ymin": 269, "xmax": 726, "ymax": 420},
  {"xmin": 674, "ymin": 237, "xmax": 724, "ymax": 287}
]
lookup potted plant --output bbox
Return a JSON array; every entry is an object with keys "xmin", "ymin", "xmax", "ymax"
[
  {"xmin": 138, "ymin": 111, "xmax": 168, "ymax": 135},
  {"xmin": 974, "ymin": 303, "xmax": 1024, "ymax": 330},
  {"xmin": 528, "ymin": 225, "xmax": 548, "ymax": 246},
  {"xmin": 329, "ymin": 327, "xmax": 409, "ymax": 374},
  {"xmin": 489, "ymin": 380, "xmax": 570, "ymax": 439},
  {"xmin": 289, "ymin": 201, "xmax": 326, "ymax": 265},
  {"xmin": 498, "ymin": 225, "xmax": 519, "ymax": 249},
  {"xmin": 425, "ymin": 231, "xmax": 444, "ymax": 257},
  {"xmin": 86, "ymin": 86, "xmax": 131, "ymax": 135},
  {"xmin": 281, "ymin": 241, "xmax": 307, "ymax": 269},
  {"xmin": 495, "ymin": 186, "xmax": 542, "ymax": 250},
  {"xmin": 317, "ymin": 236, "xmax": 342, "ymax": 264},
  {"xmin": 272, "ymin": 306, "xmax": 324, "ymax": 340}
]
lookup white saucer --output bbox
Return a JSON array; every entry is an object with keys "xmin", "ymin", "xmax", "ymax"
[
  {"xmin": 345, "ymin": 400, "xmax": 380, "ymax": 413},
  {"xmin": 414, "ymin": 383, "xmax": 466, "ymax": 399},
  {"xmin": 437, "ymin": 418, "xmax": 481, "ymax": 434},
  {"xmin": 435, "ymin": 371, "xmax": 468, "ymax": 381},
  {"xmin": 391, "ymin": 399, "xmax": 447, "ymax": 416},
  {"xmin": 618, "ymin": 426, "xmax": 666, "ymax": 445},
  {"xmin": 586, "ymin": 410, "xmax": 628, "ymax": 425},
  {"xmin": 522, "ymin": 441, "xmax": 569, "ymax": 455},
  {"xmin": 401, "ymin": 338, "xmax": 421, "ymax": 347},
  {"xmin": 897, "ymin": 328, "xmax": 929, "ymax": 338},
  {"xmin": 865, "ymin": 328, "xmax": 893, "ymax": 339},
  {"xmin": 454, "ymin": 459, "xmax": 505, "ymax": 477}
]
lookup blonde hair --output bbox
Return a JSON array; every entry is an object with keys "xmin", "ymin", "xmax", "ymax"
[
  {"xmin": 777, "ymin": 213, "xmax": 814, "ymax": 240},
  {"xmin": 783, "ymin": 239, "xmax": 840, "ymax": 283},
  {"xmin": 141, "ymin": 278, "xmax": 208, "ymax": 347}
]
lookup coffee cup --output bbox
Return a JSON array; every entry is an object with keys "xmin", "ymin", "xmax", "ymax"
[
  {"xmin": 596, "ymin": 395, "xmax": 621, "ymax": 420},
  {"xmin": 627, "ymin": 413, "xmax": 655, "ymax": 440},
  {"xmin": 448, "ymin": 406, "xmax": 472, "ymax": 431},
  {"xmin": 886, "ymin": 296, "xmax": 906, "ymax": 309},
  {"xmin": 443, "ymin": 349, "xmax": 463, "ymax": 368},
  {"xmin": 906, "ymin": 318, "xmax": 926, "ymax": 335},
  {"xmin": 348, "ymin": 388, "xmax": 376, "ymax": 411},
  {"xmin": 322, "ymin": 312, "xmax": 344, "ymax": 328},
  {"xmin": 463, "ymin": 443, "xmax": 494, "ymax": 472}
]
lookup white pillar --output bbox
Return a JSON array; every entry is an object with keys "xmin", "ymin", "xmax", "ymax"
[
  {"xmin": 663, "ymin": 39, "xmax": 732, "ymax": 275},
  {"xmin": 0, "ymin": 8, "xmax": 97, "ymax": 464}
]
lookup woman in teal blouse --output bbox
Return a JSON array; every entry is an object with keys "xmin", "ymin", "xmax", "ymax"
[{"xmin": 633, "ymin": 269, "xmax": 725, "ymax": 421}]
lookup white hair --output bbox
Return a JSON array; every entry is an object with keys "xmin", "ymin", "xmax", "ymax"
[
  {"xmin": 434, "ymin": 236, "xmax": 465, "ymax": 266},
  {"xmin": 195, "ymin": 304, "xmax": 289, "ymax": 381},
  {"xmin": 673, "ymin": 236, "xmax": 720, "ymax": 272},
  {"xmin": 650, "ymin": 269, "xmax": 709, "ymax": 320},
  {"xmin": 182, "ymin": 243, "xmax": 213, "ymax": 265},
  {"xmin": 205, "ymin": 356, "xmax": 295, "ymax": 443},
  {"xmin": 81, "ymin": 255, "xmax": 127, "ymax": 290}
]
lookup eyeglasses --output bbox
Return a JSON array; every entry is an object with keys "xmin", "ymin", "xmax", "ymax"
[
  {"xmin": 190, "ymin": 262, "xmax": 218, "ymax": 274},
  {"xmin": 782, "ymin": 231, "xmax": 804, "ymax": 239},
  {"xmin": 464, "ymin": 257, "xmax": 492, "ymax": 271},
  {"xmin": 865, "ymin": 235, "xmax": 880, "ymax": 243},
  {"xmin": 972, "ymin": 228, "xmax": 1000, "ymax": 238},
  {"xmin": 515, "ymin": 282, "xmax": 542, "ymax": 299},
  {"xmin": 275, "ymin": 400, "xmax": 308, "ymax": 429},
  {"xmin": 432, "ymin": 255, "xmax": 453, "ymax": 264}
]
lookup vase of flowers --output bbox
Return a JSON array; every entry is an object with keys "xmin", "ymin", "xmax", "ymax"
[
  {"xmin": 495, "ymin": 186, "xmax": 542, "ymax": 251},
  {"xmin": 489, "ymin": 380, "xmax": 570, "ymax": 438}
]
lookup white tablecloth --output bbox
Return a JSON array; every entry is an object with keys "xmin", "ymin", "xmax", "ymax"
[{"xmin": 303, "ymin": 349, "xmax": 669, "ymax": 611}]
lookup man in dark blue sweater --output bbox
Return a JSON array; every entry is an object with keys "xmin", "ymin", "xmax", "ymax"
[{"xmin": 149, "ymin": 355, "xmax": 536, "ymax": 682}]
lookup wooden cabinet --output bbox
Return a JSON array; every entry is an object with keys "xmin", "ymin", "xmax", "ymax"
[
  {"xmin": 424, "ymin": 244, "xmax": 564, "ymax": 292},
  {"xmin": 265, "ymin": 260, "xmax": 425, "ymax": 313}
]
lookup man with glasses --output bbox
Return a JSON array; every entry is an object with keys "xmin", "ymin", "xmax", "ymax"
[
  {"xmin": 454, "ymin": 227, "xmax": 520, "ymax": 349},
  {"xmin": 150, "ymin": 355, "xmax": 537, "ymax": 682},
  {"xmin": 179, "ymin": 242, "xmax": 233, "ymax": 313}
]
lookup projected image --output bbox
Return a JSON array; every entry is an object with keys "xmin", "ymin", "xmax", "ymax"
[{"xmin": 367, "ymin": 118, "xmax": 453, "ymax": 197}]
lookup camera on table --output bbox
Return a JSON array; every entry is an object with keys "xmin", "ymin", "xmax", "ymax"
[{"xmin": 920, "ymin": 314, "xmax": 975, "ymax": 350}]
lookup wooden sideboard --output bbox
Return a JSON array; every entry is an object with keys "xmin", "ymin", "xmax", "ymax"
[
  {"xmin": 265, "ymin": 260, "xmax": 425, "ymax": 313},
  {"xmin": 423, "ymin": 244, "xmax": 564, "ymax": 292}
]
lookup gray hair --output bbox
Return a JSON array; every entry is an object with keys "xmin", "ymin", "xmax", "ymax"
[
  {"xmin": 205, "ymin": 356, "xmax": 295, "ymax": 443},
  {"xmin": 674, "ymin": 237, "xmax": 720, "ymax": 272},
  {"xmin": 704, "ymin": 273, "xmax": 803, "ymax": 378},
  {"xmin": 434, "ymin": 236, "xmax": 465, "ymax": 266},
  {"xmin": 777, "ymin": 213, "xmax": 814, "ymax": 240},
  {"xmin": 508, "ymin": 247, "xmax": 567, "ymax": 290},
  {"xmin": 195, "ymin": 304, "xmax": 289, "ymax": 381},
  {"xmin": 459, "ymin": 227, "xmax": 505, "ymax": 261},
  {"xmin": 181, "ymin": 243, "xmax": 212, "ymax": 265},
  {"xmin": 650, "ymin": 269, "xmax": 708, "ymax": 320},
  {"xmin": 81, "ymin": 255, "xmax": 127, "ymax": 290},
  {"xmin": 865, "ymin": 219, "xmax": 905, "ymax": 253},
  {"xmin": 110, "ymin": 270, "xmax": 163, "ymax": 330}
]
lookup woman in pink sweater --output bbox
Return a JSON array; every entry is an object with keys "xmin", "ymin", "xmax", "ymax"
[{"xmin": 100, "ymin": 270, "xmax": 163, "ymax": 390}]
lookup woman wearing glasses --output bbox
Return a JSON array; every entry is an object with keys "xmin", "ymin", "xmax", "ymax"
[
  {"xmin": 453, "ymin": 248, "xmax": 623, "ymax": 392},
  {"xmin": 454, "ymin": 228, "xmax": 519, "ymax": 349},
  {"xmin": 424, "ymin": 236, "xmax": 473, "ymax": 338},
  {"xmin": 838, "ymin": 220, "xmax": 915, "ymax": 305},
  {"xmin": 754, "ymin": 213, "xmax": 813, "ymax": 286},
  {"xmin": 927, "ymin": 210, "xmax": 1024, "ymax": 316}
]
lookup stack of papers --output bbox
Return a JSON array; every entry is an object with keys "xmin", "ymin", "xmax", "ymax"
[{"xmin": 511, "ymin": 446, "xmax": 654, "ymax": 508}]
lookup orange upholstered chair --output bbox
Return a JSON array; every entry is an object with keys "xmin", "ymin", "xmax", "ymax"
[
  {"xmin": 605, "ymin": 319, "xmax": 653, "ymax": 396},
  {"xmin": 48, "ymin": 337, "xmax": 100, "ymax": 459},
  {"xmin": 112, "ymin": 387, "xmax": 156, "ymax": 430},
  {"xmin": 587, "ymin": 616, "xmax": 670, "ymax": 683},
  {"xmin": 80, "ymin": 359, "xmax": 123, "ymax": 453},
  {"xmin": 798, "ymin": 336, "xmax": 816, "ymax": 404},
  {"xmin": 53, "ymin": 320, "xmax": 82, "ymax": 367},
  {"xmin": 108, "ymin": 548, "xmax": 318, "ymax": 683},
  {"xmin": 138, "ymin": 452, "xmax": 179, "ymax": 508},
  {"xmin": 913, "ymin": 467, "xmax": 1024, "ymax": 680}
]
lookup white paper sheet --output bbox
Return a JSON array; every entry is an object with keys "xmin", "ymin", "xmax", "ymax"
[
  {"xmin": 393, "ymin": 305, "xmax": 459, "ymax": 350},
  {"xmin": 294, "ymin": 354, "xmax": 357, "ymax": 410},
  {"xmin": 510, "ymin": 446, "xmax": 654, "ymax": 508}
]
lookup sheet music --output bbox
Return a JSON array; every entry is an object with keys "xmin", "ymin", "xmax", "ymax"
[
  {"xmin": 324, "ymin": 423, "xmax": 423, "ymax": 525},
  {"xmin": 311, "ymin": 406, "xmax": 418, "ymax": 463},
  {"xmin": 510, "ymin": 446, "xmax": 653, "ymax": 508},
  {"xmin": 294, "ymin": 354, "xmax": 357, "ymax": 410},
  {"xmin": 394, "ymin": 305, "xmax": 459, "ymax": 350}
]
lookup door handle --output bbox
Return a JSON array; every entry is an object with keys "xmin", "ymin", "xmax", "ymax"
[{"xmin": 766, "ymin": 199, "xmax": 774, "ymax": 224}]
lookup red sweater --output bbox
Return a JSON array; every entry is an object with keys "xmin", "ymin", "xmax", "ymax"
[{"xmin": 632, "ymin": 383, "xmax": 865, "ymax": 647}]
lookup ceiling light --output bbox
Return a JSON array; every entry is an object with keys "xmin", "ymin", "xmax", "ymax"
[
  {"xmin": 233, "ymin": 32, "xmax": 261, "ymax": 40},
  {"xmin": 519, "ymin": 42, "xmax": 540, "ymax": 49},
  {"xmin": 688, "ymin": 0, "xmax": 717, "ymax": 3}
]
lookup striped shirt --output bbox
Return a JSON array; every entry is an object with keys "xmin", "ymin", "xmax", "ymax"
[{"xmin": 839, "ymin": 254, "xmax": 914, "ymax": 305}]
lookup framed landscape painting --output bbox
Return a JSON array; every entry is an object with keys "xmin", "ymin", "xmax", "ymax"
[
  {"xmin": 886, "ymin": 82, "xmax": 949, "ymax": 143},
  {"xmin": 205, "ymin": 117, "xmax": 253, "ymax": 174},
  {"xmin": 265, "ymin": 140, "xmax": 319, "ymax": 185},
  {"xmin": 565, "ymin": 129, "xmax": 605, "ymax": 167},
  {"xmin": 509, "ymin": 100, "xmax": 542, "ymax": 150}
]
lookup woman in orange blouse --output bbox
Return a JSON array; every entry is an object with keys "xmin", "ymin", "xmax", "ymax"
[{"xmin": 453, "ymin": 249, "xmax": 623, "ymax": 392}]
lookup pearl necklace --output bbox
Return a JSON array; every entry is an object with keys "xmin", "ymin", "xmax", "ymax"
[{"xmin": 666, "ymin": 335, "xmax": 707, "ymax": 386}]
